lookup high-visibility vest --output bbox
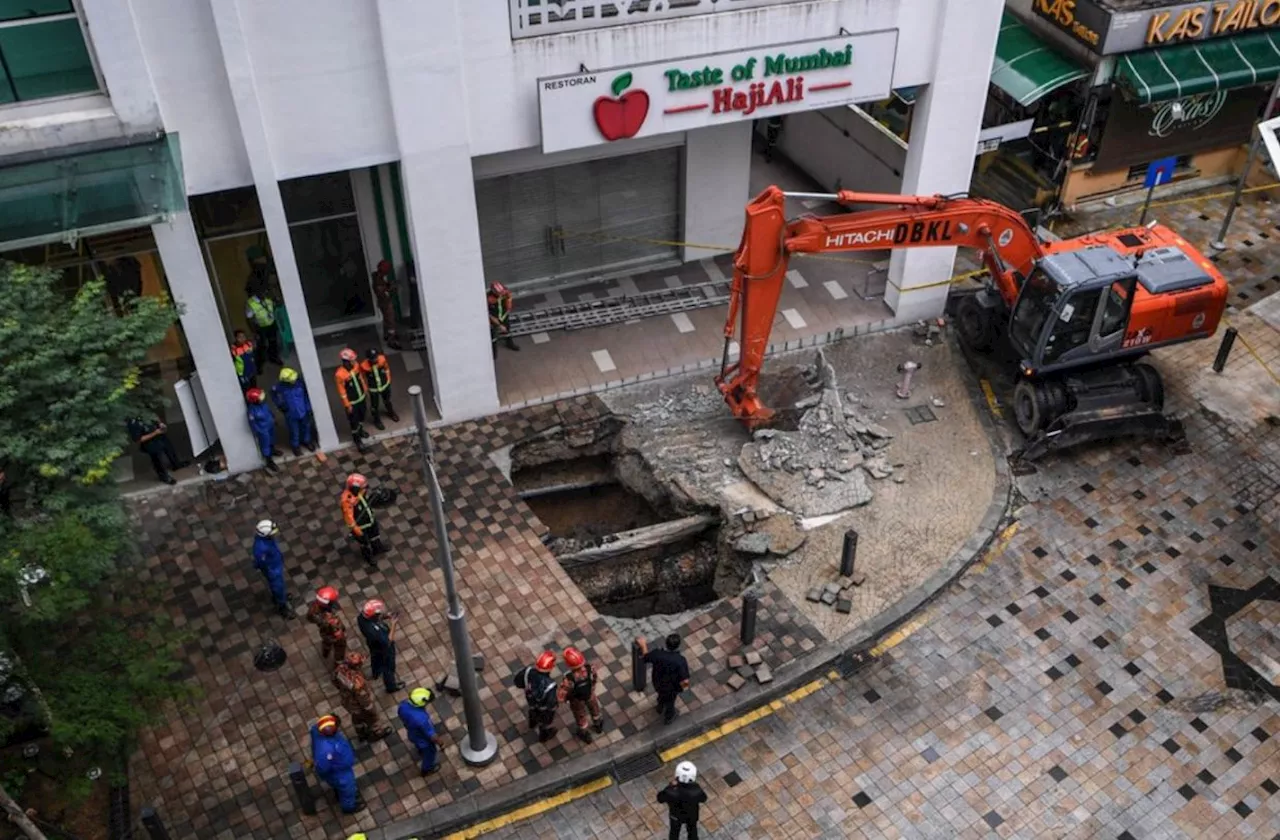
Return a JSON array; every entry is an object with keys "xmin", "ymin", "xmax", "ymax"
[
  {"xmin": 341, "ymin": 489, "xmax": 375, "ymax": 533},
  {"xmin": 246, "ymin": 296, "xmax": 276, "ymax": 328},
  {"xmin": 335, "ymin": 367, "xmax": 366, "ymax": 406},
  {"xmin": 364, "ymin": 357, "xmax": 391, "ymax": 393}
]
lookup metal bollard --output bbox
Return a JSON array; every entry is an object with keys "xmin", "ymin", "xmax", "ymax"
[
  {"xmin": 140, "ymin": 806, "xmax": 173, "ymax": 840},
  {"xmin": 1212, "ymin": 327, "xmax": 1238, "ymax": 373},
  {"xmin": 631, "ymin": 641, "xmax": 646, "ymax": 693},
  {"xmin": 896, "ymin": 361, "xmax": 920, "ymax": 399},
  {"xmin": 288, "ymin": 761, "xmax": 317, "ymax": 816},
  {"xmin": 740, "ymin": 592, "xmax": 759, "ymax": 645},
  {"xmin": 840, "ymin": 529, "xmax": 859, "ymax": 578}
]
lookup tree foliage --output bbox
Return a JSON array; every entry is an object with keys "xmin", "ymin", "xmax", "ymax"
[{"xmin": 0, "ymin": 259, "xmax": 191, "ymax": 793}]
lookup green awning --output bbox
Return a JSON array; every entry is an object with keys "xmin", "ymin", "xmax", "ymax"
[
  {"xmin": 1117, "ymin": 31, "xmax": 1280, "ymax": 105},
  {"xmin": 0, "ymin": 133, "xmax": 185, "ymax": 251},
  {"xmin": 991, "ymin": 12, "xmax": 1089, "ymax": 107}
]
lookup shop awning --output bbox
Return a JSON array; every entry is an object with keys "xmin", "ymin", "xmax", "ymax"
[
  {"xmin": 1117, "ymin": 31, "xmax": 1280, "ymax": 105},
  {"xmin": 0, "ymin": 133, "xmax": 185, "ymax": 252},
  {"xmin": 991, "ymin": 12, "xmax": 1089, "ymax": 107}
]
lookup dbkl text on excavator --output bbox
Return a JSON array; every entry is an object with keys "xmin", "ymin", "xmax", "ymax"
[{"xmin": 715, "ymin": 186, "xmax": 1228, "ymax": 458}]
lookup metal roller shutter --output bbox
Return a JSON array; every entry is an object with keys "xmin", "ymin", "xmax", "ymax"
[{"xmin": 475, "ymin": 147, "xmax": 681, "ymax": 293}]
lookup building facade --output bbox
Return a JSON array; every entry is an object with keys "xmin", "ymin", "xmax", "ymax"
[{"xmin": 0, "ymin": 0, "xmax": 1004, "ymax": 475}]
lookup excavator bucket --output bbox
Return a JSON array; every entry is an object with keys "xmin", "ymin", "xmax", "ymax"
[{"xmin": 1017, "ymin": 396, "xmax": 1182, "ymax": 461}]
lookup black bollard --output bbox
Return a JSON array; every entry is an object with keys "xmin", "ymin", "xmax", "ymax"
[
  {"xmin": 631, "ymin": 641, "xmax": 646, "ymax": 693},
  {"xmin": 1213, "ymin": 327, "xmax": 1238, "ymax": 373},
  {"xmin": 740, "ymin": 592, "xmax": 759, "ymax": 645},
  {"xmin": 140, "ymin": 806, "xmax": 173, "ymax": 840},
  {"xmin": 840, "ymin": 529, "xmax": 859, "ymax": 578},
  {"xmin": 288, "ymin": 761, "xmax": 317, "ymax": 816}
]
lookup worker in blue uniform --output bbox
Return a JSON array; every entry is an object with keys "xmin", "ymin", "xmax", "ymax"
[
  {"xmin": 310, "ymin": 714, "xmax": 364, "ymax": 815},
  {"xmin": 397, "ymin": 687, "xmax": 443, "ymax": 775},
  {"xmin": 252, "ymin": 519, "xmax": 292, "ymax": 618},
  {"xmin": 244, "ymin": 387, "xmax": 281, "ymax": 472},
  {"xmin": 271, "ymin": 367, "xmax": 317, "ymax": 456}
]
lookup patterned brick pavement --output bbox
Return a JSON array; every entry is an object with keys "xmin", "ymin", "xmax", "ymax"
[
  {"xmin": 126, "ymin": 396, "xmax": 826, "ymax": 839},
  {"xmin": 484, "ymin": 289, "xmax": 1280, "ymax": 839}
]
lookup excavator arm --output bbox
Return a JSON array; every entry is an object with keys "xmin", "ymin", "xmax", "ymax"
[{"xmin": 716, "ymin": 185, "xmax": 1046, "ymax": 427}]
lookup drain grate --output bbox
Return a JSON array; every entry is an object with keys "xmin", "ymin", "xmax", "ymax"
[
  {"xmin": 613, "ymin": 751, "xmax": 663, "ymax": 783},
  {"xmin": 905, "ymin": 405, "xmax": 937, "ymax": 425}
]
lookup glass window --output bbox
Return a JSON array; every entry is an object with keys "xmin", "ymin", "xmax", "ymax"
[
  {"xmin": 281, "ymin": 172, "xmax": 355, "ymax": 223},
  {"xmin": 0, "ymin": 5, "xmax": 97, "ymax": 103},
  {"xmin": 1044, "ymin": 289, "xmax": 1100, "ymax": 363},
  {"xmin": 1099, "ymin": 278, "xmax": 1134, "ymax": 337},
  {"xmin": 1009, "ymin": 269, "xmax": 1058, "ymax": 357}
]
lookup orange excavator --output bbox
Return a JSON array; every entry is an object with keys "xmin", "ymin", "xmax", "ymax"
[{"xmin": 716, "ymin": 186, "xmax": 1229, "ymax": 458}]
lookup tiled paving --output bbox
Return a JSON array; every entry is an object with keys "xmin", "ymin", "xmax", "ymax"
[
  {"xmin": 126, "ymin": 395, "xmax": 826, "ymax": 839},
  {"xmin": 484, "ymin": 312, "xmax": 1280, "ymax": 840}
]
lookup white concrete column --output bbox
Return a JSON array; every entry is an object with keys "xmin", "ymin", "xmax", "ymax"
[
  {"xmin": 152, "ymin": 212, "xmax": 260, "ymax": 473},
  {"xmin": 884, "ymin": 0, "xmax": 1003, "ymax": 322},
  {"xmin": 78, "ymin": 0, "xmax": 161, "ymax": 130},
  {"xmin": 683, "ymin": 122, "xmax": 753, "ymax": 263},
  {"xmin": 375, "ymin": 0, "xmax": 499, "ymax": 423},
  {"xmin": 208, "ymin": 0, "xmax": 339, "ymax": 450}
]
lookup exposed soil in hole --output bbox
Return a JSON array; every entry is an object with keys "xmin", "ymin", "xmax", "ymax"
[
  {"xmin": 522, "ymin": 483, "xmax": 663, "ymax": 543},
  {"xmin": 602, "ymin": 582, "xmax": 719, "ymax": 619},
  {"xmin": 578, "ymin": 533, "xmax": 722, "ymax": 619},
  {"xmin": 511, "ymin": 454, "xmax": 614, "ymax": 493}
]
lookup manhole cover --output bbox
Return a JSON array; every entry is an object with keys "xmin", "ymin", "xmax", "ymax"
[
  {"xmin": 904, "ymin": 405, "xmax": 937, "ymax": 425},
  {"xmin": 613, "ymin": 751, "xmax": 663, "ymax": 783}
]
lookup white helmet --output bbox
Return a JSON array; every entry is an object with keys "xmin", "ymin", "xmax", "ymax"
[
  {"xmin": 255, "ymin": 519, "xmax": 277, "ymax": 537},
  {"xmin": 675, "ymin": 761, "xmax": 697, "ymax": 784}
]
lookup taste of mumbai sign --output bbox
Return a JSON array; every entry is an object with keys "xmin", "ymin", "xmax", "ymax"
[{"xmin": 537, "ymin": 30, "xmax": 899, "ymax": 154}]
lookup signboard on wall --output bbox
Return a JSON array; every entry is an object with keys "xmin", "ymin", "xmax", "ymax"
[
  {"xmin": 537, "ymin": 30, "xmax": 899, "ymax": 154},
  {"xmin": 1092, "ymin": 89, "xmax": 1260, "ymax": 171},
  {"xmin": 1033, "ymin": 0, "xmax": 1280, "ymax": 54}
]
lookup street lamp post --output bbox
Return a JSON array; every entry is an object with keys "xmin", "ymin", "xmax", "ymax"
[
  {"xmin": 1211, "ymin": 77, "xmax": 1280, "ymax": 251},
  {"xmin": 408, "ymin": 385, "xmax": 498, "ymax": 767}
]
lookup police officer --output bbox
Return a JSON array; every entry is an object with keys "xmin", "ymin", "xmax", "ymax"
[
  {"xmin": 361, "ymin": 347, "xmax": 400, "ymax": 428},
  {"xmin": 306, "ymin": 586, "xmax": 348, "ymax": 679},
  {"xmin": 244, "ymin": 388, "xmax": 281, "ymax": 472},
  {"xmin": 397, "ymin": 687, "xmax": 443, "ymax": 775},
  {"xmin": 515, "ymin": 651, "xmax": 559, "ymax": 743},
  {"xmin": 309, "ymin": 714, "xmax": 364, "ymax": 815},
  {"xmin": 487, "ymin": 282, "xmax": 519, "ymax": 356},
  {"xmin": 252, "ymin": 519, "xmax": 292, "ymax": 618},
  {"xmin": 341, "ymin": 474, "xmax": 386, "ymax": 567},
  {"xmin": 556, "ymin": 647, "xmax": 605, "ymax": 743},
  {"xmin": 126, "ymin": 414, "xmax": 187, "ymax": 486},
  {"xmin": 637, "ymin": 634, "xmax": 691, "ymax": 725},
  {"xmin": 335, "ymin": 652, "xmax": 392, "ymax": 743},
  {"xmin": 334, "ymin": 348, "xmax": 371, "ymax": 450},
  {"xmin": 231, "ymin": 329, "xmax": 257, "ymax": 391},
  {"xmin": 657, "ymin": 761, "xmax": 708, "ymax": 840},
  {"xmin": 245, "ymin": 246, "xmax": 283, "ymax": 369},
  {"xmin": 357, "ymin": 599, "xmax": 404, "ymax": 693},
  {"xmin": 271, "ymin": 367, "xmax": 317, "ymax": 456}
]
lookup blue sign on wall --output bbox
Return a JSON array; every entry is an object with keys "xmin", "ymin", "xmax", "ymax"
[{"xmin": 1144, "ymin": 156, "xmax": 1178, "ymax": 190}]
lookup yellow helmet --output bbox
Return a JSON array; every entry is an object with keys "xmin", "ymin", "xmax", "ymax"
[
  {"xmin": 410, "ymin": 687, "xmax": 433, "ymax": 707},
  {"xmin": 347, "ymin": 835, "xmax": 368, "ymax": 840},
  {"xmin": 279, "ymin": 367, "xmax": 299, "ymax": 384}
]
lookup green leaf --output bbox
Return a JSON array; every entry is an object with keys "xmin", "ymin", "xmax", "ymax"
[{"xmin": 611, "ymin": 72, "xmax": 633, "ymax": 97}]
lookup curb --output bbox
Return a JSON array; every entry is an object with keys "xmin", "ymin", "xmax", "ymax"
[{"xmin": 372, "ymin": 337, "xmax": 1015, "ymax": 840}]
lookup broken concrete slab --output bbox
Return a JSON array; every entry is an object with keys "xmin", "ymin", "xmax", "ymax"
[
  {"xmin": 849, "ymin": 570, "xmax": 867, "ymax": 587},
  {"xmin": 727, "ymin": 673, "xmax": 747, "ymax": 691},
  {"xmin": 744, "ymin": 650, "xmax": 763, "ymax": 667},
  {"xmin": 821, "ymin": 590, "xmax": 837, "ymax": 605},
  {"xmin": 823, "ymin": 582, "xmax": 841, "ymax": 597},
  {"xmin": 733, "ymin": 532, "xmax": 773, "ymax": 556},
  {"xmin": 728, "ymin": 654, "xmax": 746, "ymax": 670},
  {"xmin": 806, "ymin": 587, "xmax": 823, "ymax": 603},
  {"xmin": 739, "ymin": 443, "xmax": 873, "ymax": 517},
  {"xmin": 737, "ymin": 665, "xmax": 755, "ymax": 680},
  {"xmin": 837, "ymin": 599, "xmax": 853, "ymax": 614},
  {"xmin": 755, "ymin": 665, "xmax": 774, "ymax": 684}
]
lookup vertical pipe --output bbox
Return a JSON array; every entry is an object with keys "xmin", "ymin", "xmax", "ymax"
[
  {"xmin": 840, "ymin": 530, "xmax": 858, "ymax": 578},
  {"xmin": 1213, "ymin": 327, "xmax": 1238, "ymax": 374},
  {"xmin": 740, "ymin": 592, "xmax": 759, "ymax": 645}
]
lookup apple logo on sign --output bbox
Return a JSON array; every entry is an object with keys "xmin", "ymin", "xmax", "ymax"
[{"xmin": 593, "ymin": 72, "xmax": 649, "ymax": 142}]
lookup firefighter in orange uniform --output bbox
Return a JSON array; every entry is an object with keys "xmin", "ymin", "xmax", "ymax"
[
  {"xmin": 341, "ymin": 473, "xmax": 386, "ymax": 567},
  {"xmin": 360, "ymin": 347, "xmax": 400, "ymax": 428},
  {"xmin": 334, "ymin": 348, "xmax": 371, "ymax": 450}
]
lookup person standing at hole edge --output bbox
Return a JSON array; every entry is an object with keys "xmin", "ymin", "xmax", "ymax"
[
  {"xmin": 341, "ymin": 474, "xmax": 387, "ymax": 567},
  {"xmin": 514, "ymin": 651, "xmax": 559, "ymax": 743},
  {"xmin": 397, "ymin": 687, "xmax": 443, "ymax": 776},
  {"xmin": 556, "ymin": 647, "xmax": 604, "ymax": 743},
  {"xmin": 306, "ymin": 586, "xmax": 348, "ymax": 680},
  {"xmin": 357, "ymin": 599, "xmax": 404, "ymax": 693},
  {"xmin": 252, "ymin": 519, "xmax": 292, "ymax": 618},
  {"xmin": 361, "ymin": 347, "xmax": 400, "ymax": 429},
  {"xmin": 309, "ymin": 714, "xmax": 365, "ymax": 815},
  {"xmin": 658, "ymin": 761, "xmax": 707, "ymax": 840},
  {"xmin": 244, "ymin": 245, "xmax": 284, "ymax": 370},
  {"xmin": 637, "ymin": 634, "xmax": 690, "ymax": 725},
  {"xmin": 231, "ymin": 329, "xmax": 257, "ymax": 391},
  {"xmin": 487, "ymin": 282, "xmax": 519, "ymax": 356},
  {"xmin": 334, "ymin": 348, "xmax": 372, "ymax": 451},
  {"xmin": 244, "ymin": 387, "xmax": 281, "ymax": 472},
  {"xmin": 271, "ymin": 367, "xmax": 317, "ymax": 456}
]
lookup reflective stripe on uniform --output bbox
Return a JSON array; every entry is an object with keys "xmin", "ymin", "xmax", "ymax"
[{"xmin": 247, "ymin": 296, "xmax": 275, "ymax": 327}]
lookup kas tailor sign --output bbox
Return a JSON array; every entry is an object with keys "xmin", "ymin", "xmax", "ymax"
[{"xmin": 537, "ymin": 30, "xmax": 899, "ymax": 154}]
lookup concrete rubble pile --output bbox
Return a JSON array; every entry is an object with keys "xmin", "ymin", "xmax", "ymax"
[{"xmin": 737, "ymin": 350, "xmax": 899, "ymax": 517}]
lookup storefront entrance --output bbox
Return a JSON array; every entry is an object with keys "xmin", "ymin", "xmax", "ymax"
[{"xmin": 474, "ymin": 146, "xmax": 682, "ymax": 293}]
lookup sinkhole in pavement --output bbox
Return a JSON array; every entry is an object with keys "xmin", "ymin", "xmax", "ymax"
[{"xmin": 509, "ymin": 438, "xmax": 731, "ymax": 620}]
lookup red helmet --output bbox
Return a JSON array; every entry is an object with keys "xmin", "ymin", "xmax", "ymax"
[
  {"xmin": 245, "ymin": 387, "xmax": 265, "ymax": 403},
  {"xmin": 339, "ymin": 348, "xmax": 358, "ymax": 362},
  {"xmin": 491, "ymin": 282, "xmax": 509, "ymax": 296},
  {"xmin": 346, "ymin": 473, "xmax": 367, "ymax": 491},
  {"xmin": 563, "ymin": 647, "xmax": 585, "ymax": 669},
  {"xmin": 376, "ymin": 259, "xmax": 392, "ymax": 275},
  {"xmin": 316, "ymin": 586, "xmax": 338, "ymax": 605},
  {"xmin": 535, "ymin": 651, "xmax": 556, "ymax": 672},
  {"xmin": 361, "ymin": 599, "xmax": 385, "ymax": 619},
  {"xmin": 316, "ymin": 714, "xmax": 339, "ymax": 735},
  {"xmin": 344, "ymin": 651, "xmax": 364, "ymax": 667}
]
